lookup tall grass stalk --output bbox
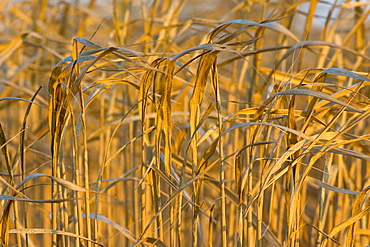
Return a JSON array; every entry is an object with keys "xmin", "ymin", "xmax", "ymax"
[{"xmin": 1, "ymin": 0, "xmax": 370, "ymax": 246}]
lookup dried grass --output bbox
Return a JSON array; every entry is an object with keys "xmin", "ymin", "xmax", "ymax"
[{"xmin": 1, "ymin": 0, "xmax": 370, "ymax": 246}]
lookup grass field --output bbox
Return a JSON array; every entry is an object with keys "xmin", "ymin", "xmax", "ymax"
[{"xmin": 1, "ymin": 0, "xmax": 370, "ymax": 246}]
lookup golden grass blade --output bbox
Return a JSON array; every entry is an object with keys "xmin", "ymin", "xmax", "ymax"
[
  {"xmin": 0, "ymin": 123, "xmax": 13, "ymax": 246},
  {"xmin": 345, "ymin": 186, "xmax": 370, "ymax": 247},
  {"xmin": 209, "ymin": 58, "xmax": 228, "ymax": 246},
  {"xmin": 0, "ymin": 123, "xmax": 13, "ymax": 186},
  {"xmin": 15, "ymin": 173, "xmax": 94, "ymax": 192},
  {"xmin": 306, "ymin": 177, "xmax": 359, "ymax": 196},
  {"xmin": 9, "ymin": 229, "xmax": 104, "ymax": 247},
  {"xmin": 0, "ymin": 195, "xmax": 85, "ymax": 203},
  {"xmin": 273, "ymin": 88, "xmax": 363, "ymax": 113},
  {"xmin": 154, "ymin": 58, "xmax": 175, "ymax": 242},
  {"xmin": 0, "ymin": 97, "xmax": 48, "ymax": 109},
  {"xmin": 141, "ymin": 237, "xmax": 168, "ymax": 247},
  {"xmin": 189, "ymin": 51, "xmax": 217, "ymax": 247},
  {"xmin": 208, "ymin": 204, "xmax": 215, "ymax": 247},
  {"xmin": 321, "ymin": 68, "xmax": 370, "ymax": 81},
  {"xmin": 208, "ymin": 19, "xmax": 300, "ymax": 43},
  {"xmin": 84, "ymin": 213, "xmax": 137, "ymax": 242},
  {"xmin": 18, "ymin": 86, "xmax": 42, "ymax": 246}
]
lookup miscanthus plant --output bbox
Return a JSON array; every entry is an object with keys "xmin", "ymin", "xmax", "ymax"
[{"xmin": 1, "ymin": 0, "xmax": 370, "ymax": 246}]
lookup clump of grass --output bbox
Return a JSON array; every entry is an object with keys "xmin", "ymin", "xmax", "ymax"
[{"xmin": 1, "ymin": 0, "xmax": 370, "ymax": 246}]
